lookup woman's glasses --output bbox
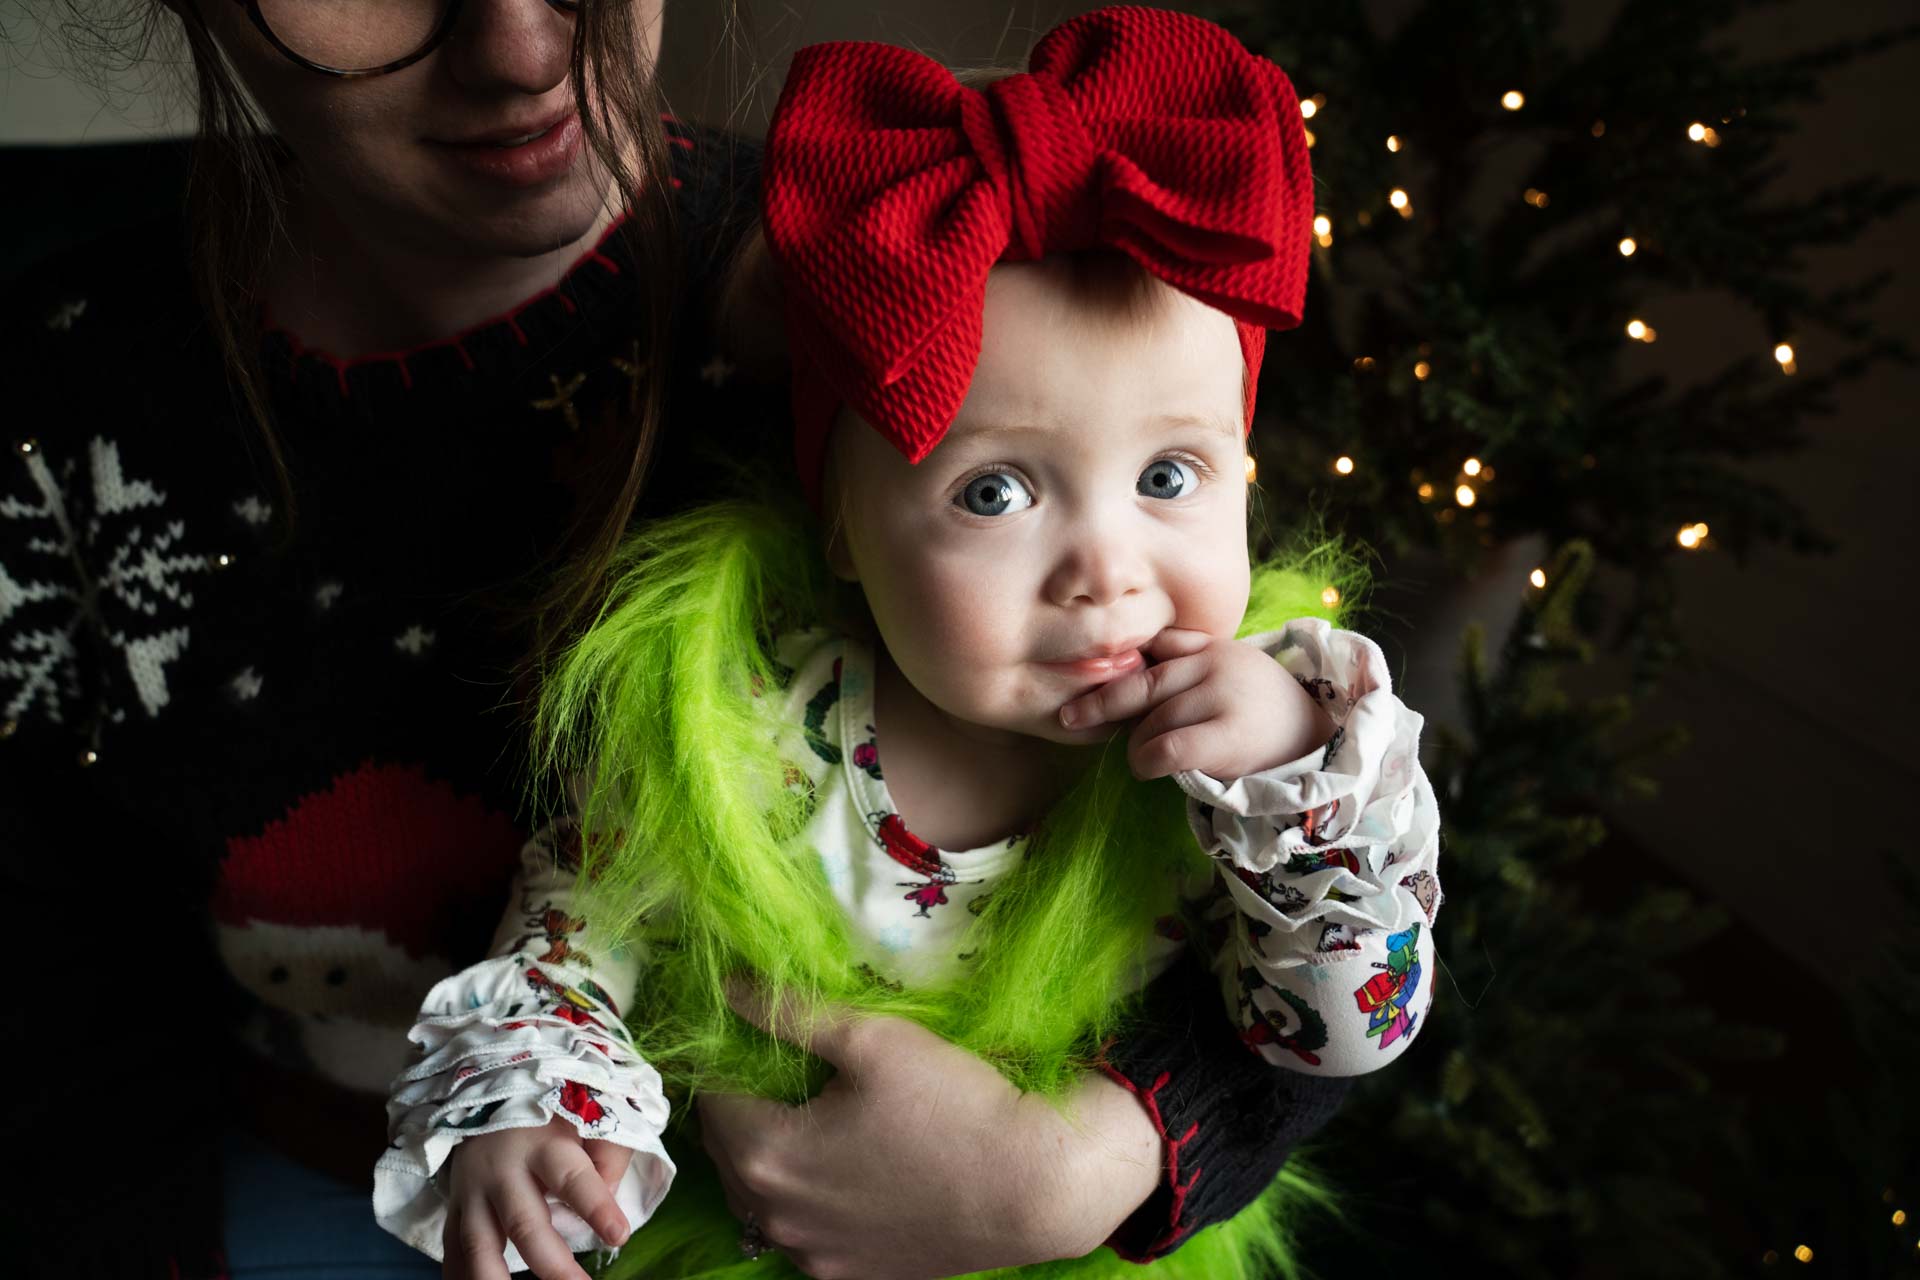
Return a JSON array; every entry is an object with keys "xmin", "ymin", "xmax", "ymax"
[{"xmin": 233, "ymin": 0, "xmax": 580, "ymax": 78}]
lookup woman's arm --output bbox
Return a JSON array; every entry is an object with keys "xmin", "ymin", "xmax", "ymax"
[{"xmin": 697, "ymin": 954, "xmax": 1354, "ymax": 1276}]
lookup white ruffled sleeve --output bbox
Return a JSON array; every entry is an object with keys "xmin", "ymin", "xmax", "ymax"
[
  {"xmin": 1175, "ymin": 619, "xmax": 1444, "ymax": 1078},
  {"xmin": 372, "ymin": 815, "xmax": 676, "ymax": 1268}
]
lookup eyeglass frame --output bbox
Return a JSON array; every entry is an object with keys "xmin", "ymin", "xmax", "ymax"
[{"xmin": 230, "ymin": 0, "xmax": 581, "ymax": 79}]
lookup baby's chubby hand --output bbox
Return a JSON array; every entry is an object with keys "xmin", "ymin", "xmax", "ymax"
[
  {"xmin": 442, "ymin": 1116, "xmax": 633, "ymax": 1280},
  {"xmin": 1057, "ymin": 629, "xmax": 1335, "ymax": 782}
]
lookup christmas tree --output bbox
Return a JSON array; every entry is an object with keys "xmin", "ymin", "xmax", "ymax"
[
  {"xmin": 1194, "ymin": 0, "xmax": 1919, "ymax": 1273},
  {"xmin": 1220, "ymin": 0, "xmax": 1914, "ymax": 676}
]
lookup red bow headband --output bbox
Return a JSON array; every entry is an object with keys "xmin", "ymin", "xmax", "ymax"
[{"xmin": 761, "ymin": 5, "xmax": 1315, "ymax": 502}]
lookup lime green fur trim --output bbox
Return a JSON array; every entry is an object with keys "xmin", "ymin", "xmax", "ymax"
[
  {"xmin": 534, "ymin": 499, "xmax": 1360, "ymax": 1103},
  {"xmin": 587, "ymin": 1133, "xmax": 1337, "ymax": 1280}
]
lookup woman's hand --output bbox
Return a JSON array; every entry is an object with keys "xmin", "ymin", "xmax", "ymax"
[
  {"xmin": 442, "ymin": 1116, "xmax": 634, "ymax": 1280},
  {"xmin": 699, "ymin": 985, "xmax": 1163, "ymax": 1280},
  {"xmin": 1059, "ymin": 629, "xmax": 1335, "ymax": 782}
]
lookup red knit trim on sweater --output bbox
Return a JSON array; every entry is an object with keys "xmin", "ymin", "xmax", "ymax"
[
  {"xmin": 260, "ymin": 210, "xmax": 630, "ymax": 396},
  {"xmin": 1095, "ymin": 1063, "xmax": 1200, "ymax": 1263}
]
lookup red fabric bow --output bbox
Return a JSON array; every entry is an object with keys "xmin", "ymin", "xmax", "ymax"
[{"xmin": 762, "ymin": 5, "xmax": 1316, "ymax": 498}]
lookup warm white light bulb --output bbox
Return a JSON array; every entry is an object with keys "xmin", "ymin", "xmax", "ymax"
[
  {"xmin": 1688, "ymin": 122, "xmax": 1707, "ymax": 142},
  {"xmin": 1313, "ymin": 215, "xmax": 1332, "ymax": 236},
  {"xmin": 1300, "ymin": 99, "xmax": 1318, "ymax": 119},
  {"xmin": 1502, "ymin": 90, "xmax": 1525, "ymax": 111},
  {"xmin": 1455, "ymin": 484, "xmax": 1477, "ymax": 507},
  {"xmin": 1334, "ymin": 455, "xmax": 1355, "ymax": 475},
  {"xmin": 1386, "ymin": 135, "xmax": 1402, "ymax": 152},
  {"xmin": 1463, "ymin": 457, "xmax": 1483, "ymax": 477},
  {"xmin": 1619, "ymin": 237, "xmax": 1637, "ymax": 256},
  {"xmin": 1626, "ymin": 319, "xmax": 1648, "ymax": 340},
  {"xmin": 1529, "ymin": 568, "xmax": 1547, "ymax": 589},
  {"xmin": 1774, "ymin": 343, "xmax": 1795, "ymax": 365}
]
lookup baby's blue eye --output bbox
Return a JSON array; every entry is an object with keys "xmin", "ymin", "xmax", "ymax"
[
  {"xmin": 1137, "ymin": 459, "xmax": 1196, "ymax": 500},
  {"xmin": 957, "ymin": 472, "xmax": 1034, "ymax": 517}
]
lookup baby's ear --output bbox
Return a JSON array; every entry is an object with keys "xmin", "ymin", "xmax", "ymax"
[{"xmin": 822, "ymin": 518, "xmax": 859, "ymax": 582}]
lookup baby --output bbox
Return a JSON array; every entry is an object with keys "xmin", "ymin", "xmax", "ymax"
[{"xmin": 376, "ymin": 10, "xmax": 1441, "ymax": 1279}]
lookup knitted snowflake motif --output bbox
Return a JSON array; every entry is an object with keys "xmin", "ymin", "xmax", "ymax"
[{"xmin": 1, "ymin": 436, "xmax": 215, "ymax": 727}]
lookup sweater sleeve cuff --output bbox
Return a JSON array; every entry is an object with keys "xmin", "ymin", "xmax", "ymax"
[
  {"xmin": 1094, "ymin": 952, "xmax": 1356, "ymax": 1263},
  {"xmin": 1093, "ymin": 1064, "xmax": 1199, "ymax": 1263}
]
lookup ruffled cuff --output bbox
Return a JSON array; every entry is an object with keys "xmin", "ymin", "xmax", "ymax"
[
  {"xmin": 1175, "ymin": 620, "xmax": 1440, "ymax": 931},
  {"xmin": 373, "ymin": 956, "xmax": 677, "ymax": 1269},
  {"xmin": 1174, "ymin": 622, "xmax": 1443, "ymax": 1077},
  {"xmin": 1178, "ymin": 622, "xmax": 1432, "ymax": 865}
]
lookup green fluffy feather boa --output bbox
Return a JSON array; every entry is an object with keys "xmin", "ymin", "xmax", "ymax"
[{"xmin": 534, "ymin": 499, "xmax": 1359, "ymax": 1279}]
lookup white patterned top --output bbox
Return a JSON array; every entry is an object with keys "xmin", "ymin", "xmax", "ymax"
[{"xmin": 374, "ymin": 623, "xmax": 1442, "ymax": 1264}]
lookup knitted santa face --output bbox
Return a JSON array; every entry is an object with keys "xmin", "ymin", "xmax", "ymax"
[{"xmin": 822, "ymin": 257, "xmax": 1253, "ymax": 746}]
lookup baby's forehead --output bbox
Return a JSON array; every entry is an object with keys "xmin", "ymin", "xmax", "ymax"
[
  {"xmin": 940, "ymin": 401, "xmax": 1243, "ymax": 459},
  {"xmin": 965, "ymin": 260, "xmax": 1245, "ymax": 442}
]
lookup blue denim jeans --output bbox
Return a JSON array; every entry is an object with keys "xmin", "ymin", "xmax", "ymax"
[{"xmin": 222, "ymin": 1128, "xmax": 443, "ymax": 1278}]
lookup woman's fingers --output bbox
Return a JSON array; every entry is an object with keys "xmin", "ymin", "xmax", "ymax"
[
  {"xmin": 722, "ymin": 976, "xmax": 868, "ymax": 1068},
  {"xmin": 530, "ymin": 1138, "xmax": 631, "ymax": 1248},
  {"xmin": 486, "ymin": 1176, "xmax": 593, "ymax": 1280}
]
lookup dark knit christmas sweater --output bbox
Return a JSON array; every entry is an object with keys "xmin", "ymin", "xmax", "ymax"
[{"xmin": 0, "ymin": 122, "xmax": 1347, "ymax": 1279}]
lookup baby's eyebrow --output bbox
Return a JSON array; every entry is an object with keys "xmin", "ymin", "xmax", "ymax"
[
  {"xmin": 1157, "ymin": 412, "xmax": 1244, "ymax": 441},
  {"xmin": 944, "ymin": 420, "xmax": 1059, "ymax": 441},
  {"xmin": 949, "ymin": 413, "xmax": 1242, "ymax": 444}
]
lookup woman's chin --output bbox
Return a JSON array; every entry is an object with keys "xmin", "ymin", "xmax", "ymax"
[{"xmin": 417, "ymin": 164, "xmax": 614, "ymax": 259}]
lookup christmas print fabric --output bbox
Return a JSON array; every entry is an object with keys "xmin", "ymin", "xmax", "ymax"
[{"xmin": 374, "ymin": 626, "xmax": 1441, "ymax": 1261}]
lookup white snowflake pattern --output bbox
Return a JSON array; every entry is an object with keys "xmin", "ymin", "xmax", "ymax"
[
  {"xmin": 395, "ymin": 625, "xmax": 436, "ymax": 656},
  {"xmin": 2, "ymin": 437, "xmax": 212, "ymax": 725},
  {"xmin": 233, "ymin": 495, "xmax": 273, "ymax": 526},
  {"xmin": 45, "ymin": 299, "xmax": 87, "ymax": 332}
]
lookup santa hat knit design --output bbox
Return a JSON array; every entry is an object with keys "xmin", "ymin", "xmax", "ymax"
[{"xmin": 214, "ymin": 758, "xmax": 525, "ymax": 964}]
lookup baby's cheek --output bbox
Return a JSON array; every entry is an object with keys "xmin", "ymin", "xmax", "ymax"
[
  {"xmin": 1174, "ymin": 535, "xmax": 1251, "ymax": 638},
  {"xmin": 885, "ymin": 562, "xmax": 1024, "ymax": 706}
]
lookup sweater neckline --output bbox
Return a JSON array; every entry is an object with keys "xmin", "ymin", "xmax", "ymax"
[
  {"xmin": 258, "ymin": 211, "xmax": 633, "ymax": 400},
  {"xmin": 256, "ymin": 117, "xmax": 701, "ymax": 410}
]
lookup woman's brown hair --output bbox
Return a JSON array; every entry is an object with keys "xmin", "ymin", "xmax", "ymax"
[{"xmin": 35, "ymin": 0, "xmax": 692, "ymax": 647}]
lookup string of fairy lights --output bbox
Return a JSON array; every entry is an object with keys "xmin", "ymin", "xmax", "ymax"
[
  {"xmin": 1748, "ymin": 1184, "xmax": 1918, "ymax": 1266},
  {"xmin": 1296, "ymin": 89, "xmax": 1800, "ymax": 597}
]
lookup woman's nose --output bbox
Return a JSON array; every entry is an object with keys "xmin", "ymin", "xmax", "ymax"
[{"xmin": 440, "ymin": 0, "xmax": 574, "ymax": 96}]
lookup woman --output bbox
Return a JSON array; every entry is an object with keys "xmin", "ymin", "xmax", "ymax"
[{"xmin": 0, "ymin": 3, "xmax": 1349, "ymax": 1278}]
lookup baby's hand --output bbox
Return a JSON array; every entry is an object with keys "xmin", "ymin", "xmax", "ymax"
[
  {"xmin": 1058, "ymin": 628, "xmax": 1335, "ymax": 781},
  {"xmin": 442, "ymin": 1115, "xmax": 633, "ymax": 1280}
]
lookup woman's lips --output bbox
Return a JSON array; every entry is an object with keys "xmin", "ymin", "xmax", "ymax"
[{"xmin": 431, "ymin": 112, "xmax": 583, "ymax": 189}]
